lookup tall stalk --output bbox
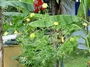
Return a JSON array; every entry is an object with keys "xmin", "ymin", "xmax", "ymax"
[
  {"xmin": 49, "ymin": 0, "xmax": 58, "ymax": 15},
  {"xmin": 0, "ymin": 6, "xmax": 3, "ymax": 67},
  {"xmin": 51, "ymin": 30, "xmax": 59, "ymax": 67}
]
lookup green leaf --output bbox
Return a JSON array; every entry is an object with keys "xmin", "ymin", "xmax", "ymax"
[
  {"xmin": 86, "ymin": 33, "xmax": 90, "ymax": 48},
  {"xmin": 29, "ymin": 14, "xmax": 54, "ymax": 27},
  {"xmin": 29, "ymin": 15, "xmax": 80, "ymax": 27},
  {"xmin": 3, "ymin": 12, "xmax": 21, "ymax": 16},
  {"xmin": 0, "ymin": 1, "xmax": 34, "ymax": 11},
  {"xmin": 77, "ymin": 0, "xmax": 90, "ymax": 20},
  {"xmin": 8, "ymin": 0, "xmax": 33, "ymax": 4},
  {"xmin": 59, "ymin": 36, "xmax": 80, "ymax": 54},
  {"xmin": 21, "ymin": 0, "xmax": 33, "ymax": 4},
  {"xmin": 51, "ymin": 15, "xmax": 79, "ymax": 25}
]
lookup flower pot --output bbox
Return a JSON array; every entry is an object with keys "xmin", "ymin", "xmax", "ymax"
[{"xmin": 3, "ymin": 45, "xmax": 22, "ymax": 67}]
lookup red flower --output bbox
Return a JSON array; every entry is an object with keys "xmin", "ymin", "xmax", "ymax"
[{"xmin": 33, "ymin": 0, "xmax": 45, "ymax": 12}]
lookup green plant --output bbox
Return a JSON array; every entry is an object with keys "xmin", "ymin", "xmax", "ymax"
[
  {"xmin": 14, "ymin": 1, "xmax": 90, "ymax": 66},
  {"xmin": 0, "ymin": 0, "xmax": 34, "ymax": 35},
  {"xmin": 1, "ymin": 0, "xmax": 90, "ymax": 67},
  {"xmin": 16, "ymin": 12, "xmax": 88, "ymax": 67},
  {"xmin": 77, "ymin": 0, "xmax": 90, "ymax": 52}
]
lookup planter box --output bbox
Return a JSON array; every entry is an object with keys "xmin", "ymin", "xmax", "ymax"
[{"xmin": 3, "ymin": 45, "xmax": 22, "ymax": 67}]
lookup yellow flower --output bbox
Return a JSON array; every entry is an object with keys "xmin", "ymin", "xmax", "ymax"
[
  {"xmin": 30, "ymin": 33, "xmax": 35, "ymax": 38},
  {"xmin": 30, "ymin": 13, "xmax": 35, "ymax": 17},
  {"xmin": 83, "ymin": 23, "xmax": 87, "ymax": 26},
  {"xmin": 14, "ymin": 30, "xmax": 18, "ymax": 34},
  {"xmin": 42, "ymin": 3, "xmax": 48, "ymax": 8},
  {"xmin": 26, "ymin": 18, "xmax": 30, "ymax": 22},
  {"xmin": 61, "ymin": 37, "xmax": 64, "ymax": 43},
  {"xmin": 54, "ymin": 22, "xmax": 59, "ymax": 26},
  {"xmin": 70, "ymin": 37, "xmax": 74, "ymax": 42},
  {"xmin": 3, "ymin": 31, "xmax": 8, "ymax": 36}
]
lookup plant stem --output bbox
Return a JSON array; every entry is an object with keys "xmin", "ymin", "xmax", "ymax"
[
  {"xmin": 0, "ymin": 6, "xmax": 3, "ymax": 67},
  {"xmin": 60, "ymin": 60, "xmax": 64, "ymax": 67}
]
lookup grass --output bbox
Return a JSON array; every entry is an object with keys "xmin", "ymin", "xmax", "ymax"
[{"xmin": 64, "ymin": 55, "xmax": 89, "ymax": 67}]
